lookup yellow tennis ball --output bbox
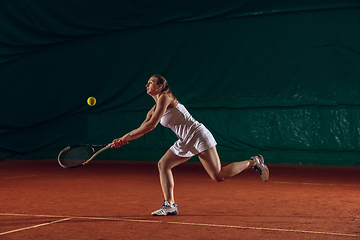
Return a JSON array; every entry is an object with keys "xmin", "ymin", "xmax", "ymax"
[{"xmin": 87, "ymin": 97, "xmax": 96, "ymax": 106}]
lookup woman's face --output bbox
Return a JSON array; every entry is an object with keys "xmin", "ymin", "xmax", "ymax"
[{"xmin": 146, "ymin": 76, "xmax": 162, "ymax": 96}]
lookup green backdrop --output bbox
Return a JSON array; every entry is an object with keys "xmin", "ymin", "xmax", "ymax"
[{"xmin": 1, "ymin": 1, "xmax": 360, "ymax": 165}]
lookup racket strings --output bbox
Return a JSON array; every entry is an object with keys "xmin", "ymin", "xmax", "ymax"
[{"xmin": 58, "ymin": 146, "xmax": 94, "ymax": 168}]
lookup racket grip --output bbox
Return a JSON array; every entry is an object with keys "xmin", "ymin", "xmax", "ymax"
[{"xmin": 82, "ymin": 143, "xmax": 113, "ymax": 166}]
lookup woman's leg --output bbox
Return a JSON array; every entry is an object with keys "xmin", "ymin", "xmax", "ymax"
[
  {"xmin": 157, "ymin": 149, "xmax": 190, "ymax": 204},
  {"xmin": 197, "ymin": 146, "xmax": 254, "ymax": 182}
]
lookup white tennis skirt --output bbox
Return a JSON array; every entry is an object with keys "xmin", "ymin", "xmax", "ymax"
[{"xmin": 170, "ymin": 123, "xmax": 217, "ymax": 158}]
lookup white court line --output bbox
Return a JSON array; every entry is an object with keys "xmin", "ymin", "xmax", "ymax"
[
  {"xmin": 272, "ymin": 181, "xmax": 360, "ymax": 187},
  {"xmin": 166, "ymin": 221, "xmax": 360, "ymax": 237},
  {"xmin": 1, "ymin": 175, "xmax": 39, "ymax": 180},
  {"xmin": 0, "ymin": 217, "xmax": 72, "ymax": 236},
  {"xmin": 0, "ymin": 213, "xmax": 358, "ymax": 238}
]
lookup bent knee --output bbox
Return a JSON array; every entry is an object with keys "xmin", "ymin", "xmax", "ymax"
[
  {"xmin": 157, "ymin": 160, "xmax": 164, "ymax": 171},
  {"xmin": 157, "ymin": 159, "xmax": 171, "ymax": 172},
  {"xmin": 211, "ymin": 174, "xmax": 225, "ymax": 182}
]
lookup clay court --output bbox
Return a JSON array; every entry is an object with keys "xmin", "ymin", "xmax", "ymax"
[
  {"xmin": 1, "ymin": 159, "xmax": 359, "ymax": 239},
  {"xmin": 1, "ymin": 1, "xmax": 360, "ymax": 239}
]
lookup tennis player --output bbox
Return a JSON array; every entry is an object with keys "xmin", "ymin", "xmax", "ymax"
[{"xmin": 111, "ymin": 74, "xmax": 269, "ymax": 216}]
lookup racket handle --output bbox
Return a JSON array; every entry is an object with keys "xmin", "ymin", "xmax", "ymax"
[{"xmin": 82, "ymin": 143, "xmax": 113, "ymax": 166}]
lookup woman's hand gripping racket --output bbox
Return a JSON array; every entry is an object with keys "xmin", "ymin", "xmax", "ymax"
[{"xmin": 58, "ymin": 143, "xmax": 114, "ymax": 169}]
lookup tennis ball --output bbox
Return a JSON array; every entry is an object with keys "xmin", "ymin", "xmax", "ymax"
[{"xmin": 87, "ymin": 96, "xmax": 96, "ymax": 106}]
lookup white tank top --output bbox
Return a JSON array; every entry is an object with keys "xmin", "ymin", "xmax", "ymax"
[{"xmin": 160, "ymin": 103, "xmax": 202, "ymax": 141}]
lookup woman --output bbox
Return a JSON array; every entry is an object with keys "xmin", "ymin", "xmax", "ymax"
[{"xmin": 111, "ymin": 74, "xmax": 269, "ymax": 216}]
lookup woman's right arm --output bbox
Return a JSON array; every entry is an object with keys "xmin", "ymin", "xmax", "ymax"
[
  {"xmin": 140, "ymin": 106, "xmax": 155, "ymax": 127},
  {"xmin": 111, "ymin": 106, "xmax": 155, "ymax": 148}
]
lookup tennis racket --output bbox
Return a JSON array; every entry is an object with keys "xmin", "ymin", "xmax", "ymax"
[{"xmin": 58, "ymin": 143, "xmax": 113, "ymax": 169}]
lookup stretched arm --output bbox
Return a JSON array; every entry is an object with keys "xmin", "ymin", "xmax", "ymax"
[{"xmin": 112, "ymin": 95, "xmax": 172, "ymax": 148}]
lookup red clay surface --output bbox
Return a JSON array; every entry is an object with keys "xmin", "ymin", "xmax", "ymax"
[{"xmin": 1, "ymin": 159, "xmax": 359, "ymax": 239}]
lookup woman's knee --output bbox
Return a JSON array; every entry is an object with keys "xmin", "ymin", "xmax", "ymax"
[
  {"xmin": 212, "ymin": 173, "xmax": 225, "ymax": 182},
  {"xmin": 157, "ymin": 158, "xmax": 175, "ymax": 172},
  {"xmin": 158, "ymin": 150, "xmax": 189, "ymax": 172},
  {"xmin": 157, "ymin": 159, "xmax": 166, "ymax": 172},
  {"xmin": 206, "ymin": 169, "xmax": 224, "ymax": 182}
]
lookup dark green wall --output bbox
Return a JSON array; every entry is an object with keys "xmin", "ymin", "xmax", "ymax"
[{"xmin": 1, "ymin": 1, "xmax": 360, "ymax": 165}]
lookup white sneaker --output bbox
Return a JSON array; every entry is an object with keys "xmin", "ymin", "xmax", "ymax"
[
  {"xmin": 252, "ymin": 155, "xmax": 269, "ymax": 182},
  {"xmin": 151, "ymin": 201, "xmax": 179, "ymax": 216}
]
